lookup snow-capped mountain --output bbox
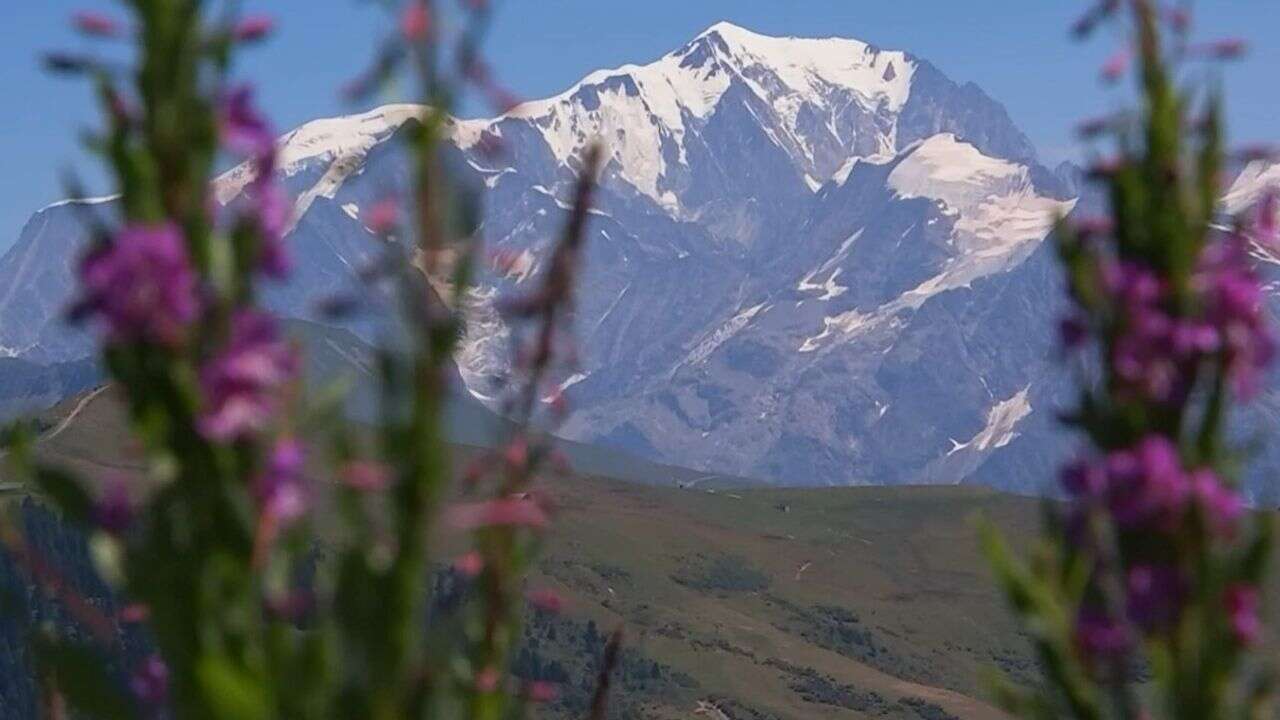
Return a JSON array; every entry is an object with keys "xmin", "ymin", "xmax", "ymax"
[{"xmin": 2, "ymin": 22, "xmax": 1276, "ymax": 495}]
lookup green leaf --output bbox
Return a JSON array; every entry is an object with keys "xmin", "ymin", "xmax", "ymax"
[
  {"xmin": 196, "ymin": 656, "xmax": 272, "ymax": 720},
  {"xmin": 33, "ymin": 467, "xmax": 95, "ymax": 525}
]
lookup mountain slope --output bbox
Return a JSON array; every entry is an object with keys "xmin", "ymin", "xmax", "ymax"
[{"xmin": 0, "ymin": 22, "xmax": 1275, "ymax": 495}]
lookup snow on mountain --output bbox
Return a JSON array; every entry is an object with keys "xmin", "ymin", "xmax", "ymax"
[
  {"xmin": 488, "ymin": 22, "xmax": 919, "ymax": 213},
  {"xmin": 217, "ymin": 104, "xmax": 426, "ymax": 204},
  {"xmin": 1223, "ymin": 160, "xmax": 1280, "ymax": 216},
  {"xmin": 887, "ymin": 136, "xmax": 1074, "ymax": 302},
  {"xmin": 12, "ymin": 20, "xmax": 1266, "ymax": 497},
  {"xmin": 795, "ymin": 134, "xmax": 1074, "ymax": 353}
]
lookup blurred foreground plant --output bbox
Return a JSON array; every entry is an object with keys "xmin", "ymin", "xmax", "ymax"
[
  {"xmin": 984, "ymin": 3, "xmax": 1278, "ymax": 719},
  {"xmin": 1, "ymin": 1, "xmax": 615, "ymax": 718}
]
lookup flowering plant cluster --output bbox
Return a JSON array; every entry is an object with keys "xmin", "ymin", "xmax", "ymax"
[
  {"xmin": 985, "ymin": 2, "xmax": 1277, "ymax": 719},
  {"xmin": 1, "ymin": 1, "xmax": 616, "ymax": 718}
]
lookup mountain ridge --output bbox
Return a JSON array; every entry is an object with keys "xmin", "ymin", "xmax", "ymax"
[{"xmin": 2, "ymin": 21, "xmax": 1277, "ymax": 496}]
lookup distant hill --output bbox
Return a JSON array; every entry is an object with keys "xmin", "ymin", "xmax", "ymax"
[
  {"xmin": 12, "ymin": 377, "xmax": 1280, "ymax": 718},
  {"xmin": 4, "ymin": 382, "xmax": 1030, "ymax": 719}
]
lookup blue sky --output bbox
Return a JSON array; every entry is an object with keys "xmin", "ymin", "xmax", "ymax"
[{"xmin": 3, "ymin": 1, "xmax": 1277, "ymax": 252}]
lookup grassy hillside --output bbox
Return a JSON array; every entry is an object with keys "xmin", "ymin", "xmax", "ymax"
[
  {"xmin": 9, "ymin": 387, "xmax": 1033, "ymax": 719},
  {"xmin": 7, "ymin": 387, "xmax": 1277, "ymax": 720}
]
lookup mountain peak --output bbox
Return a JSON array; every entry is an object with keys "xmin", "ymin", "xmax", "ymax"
[
  {"xmin": 694, "ymin": 20, "xmax": 770, "ymax": 46},
  {"xmin": 681, "ymin": 21, "xmax": 914, "ymax": 110}
]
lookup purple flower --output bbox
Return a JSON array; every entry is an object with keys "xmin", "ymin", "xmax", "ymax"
[
  {"xmin": 72, "ymin": 10, "xmax": 122, "ymax": 37},
  {"xmin": 1074, "ymin": 608, "xmax": 1130, "ymax": 662},
  {"xmin": 1099, "ymin": 48, "xmax": 1131, "ymax": 83},
  {"xmin": 265, "ymin": 589, "xmax": 314, "ymax": 622},
  {"xmin": 1059, "ymin": 315, "xmax": 1089, "ymax": 351},
  {"xmin": 1125, "ymin": 564, "xmax": 1186, "ymax": 632},
  {"xmin": 93, "ymin": 475, "xmax": 134, "ymax": 535},
  {"xmin": 249, "ymin": 179, "xmax": 291, "ymax": 278},
  {"xmin": 1191, "ymin": 469, "xmax": 1243, "ymax": 538},
  {"xmin": 1197, "ymin": 234, "xmax": 1275, "ymax": 399},
  {"xmin": 446, "ymin": 497, "xmax": 550, "ymax": 530},
  {"xmin": 1103, "ymin": 260, "xmax": 1163, "ymax": 305},
  {"xmin": 74, "ymin": 222, "xmax": 200, "ymax": 347},
  {"xmin": 1060, "ymin": 458, "xmax": 1106, "ymax": 498},
  {"xmin": 1188, "ymin": 38, "xmax": 1248, "ymax": 61},
  {"xmin": 1105, "ymin": 436, "xmax": 1189, "ymax": 531},
  {"xmin": 1101, "ymin": 260, "xmax": 1210, "ymax": 402},
  {"xmin": 400, "ymin": 1, "xmax": 432, "ymax": 42},
  {"xmin": 232, "ymin": 15, "xmax": 275, "ymax": 43},
  {"xmin": 341, "ymin": 461, "xmax": 391, "ymax": 492},
  {"xmin": 218, "ymin": 86, "xmax": 292, "ymax": 278},
  {"xmin": 365, "ymin": 198, "xmax": 400, "ymax": 235},
  {"xmin": 1224, "ymin": 584, "xmax": 1262, "ymax": 646},
  {"xmin": 198, "ymin": 310, "xmax": 297, "ymax": 441},
  {"xmin": 218, "ymin": 85, "xmax": 274, "ymax": 160},
  {"xmin": 1169, "ymin": 320, "xmax": 1220, "ymax": 356},
  {"xmin": 255, "ymin": 439, "xmax": 308, "ymax": 526},
  {"xmin": 130, "ymin": 655, "xmax": 169, "ymax": 705}
]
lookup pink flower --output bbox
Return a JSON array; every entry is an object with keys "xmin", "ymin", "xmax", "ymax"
[
  {"xmin": 1100, "ymin": 48, "xmax": 1131, "ymax": 83},
  {"xmin": 1074, "ymin": 609, "xmax": 1130, "ymax": 662},
  {"xmin": 74, "ymin": 222, "xmax": 200, "ymax": 347},
  {"xmin": 72, "ymin": 10, "xmax": 122, "ymax": 37},
  {"xmin": 366, "ymin": 198, "xmax": 400, "ymax": 235},
  {"xmin": 527, "ymin": 588, "xmax": 565, "ymax": 613},
  {"xmin": 1125, "ymin": 564, "xmax": 1185, "ymax": 632},
  {"xmin": 524, "ymin": 681, "xmax": 558, "ymax": 703},
  {"xmin": 232, "ymin": 15, "xmax": 275, "ymax": 43},
  {"xmin": 1105, "ymin": 436, "xmax": 1189, "ymax": 530},
  {"xmin": 341, "ymin": 461, "xmax": 392, "ymax": 492},
  {"xmin": 248, "ymin": 179, "xmax": 292, "ymax": 277},
  {"xmin": 198, "ymin": 310, "xmax": 298, "ymax": 441},
  {"xmin": 1189, "ymin": 39, "xmax": 1248, "ymax": 61},
  {"xmin": 1224, "ymin": 584, "xmax": 1261, "ymax": 645},
  {"xmin": 400, "ymin": 1, "xmax": 432, "ymax": 42},
  {"xmin": 1071, "ymin": 216, "xmax": 1114, "ymax": 239},
  {"xmin": 446, "ymin": 497, "xmax": 549, "ymax": 530},
  {"xmin": 218, "ymin": 85, "xmax": 274, "ymax": 159},
  {"xmin": 474, "ymin": 666, "xmax": 500, "ymax": 693},
  {"xmin": 93, "ymin": 475, "xmax": 134, "ymax": 535},
  {"xmin": 1060, "ymin": 458, "xmax": 1106, "ymax": 498},
  {"xmin": 255, "ymin": 439, "xmax": 309, "ymax": 526},
  {"xmin": 1058, "ymin": 315, "xmax": 1089, "ymax": 351},
  {"xmin": 130, "ymin": 655, "xmax": 169, "ymax": 705},
  {"xmin": 120, "ymin": 603, "xmax": 150, "ymax": 623},
  {"xmin": 1197, "ymin": 235, "xmax": 1275, "ymax": 399},
  {"xmin": 265, "ymin": 589, "xmax": 314, "ymax": 622},
  {"xmin": 504, "ymin": 437, "xmax": 529, "ymax": 470},
  {"xmin": 453, "ymin": 551, "xmax": 484, "ymax": 577},
  {"xmin": 1191, "ymin": 470, "xmax": 1243, "ymax": 538},
  {"xmin": 1100, "ymin": 261, "xmax": 1199, "ymax": 402}
]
